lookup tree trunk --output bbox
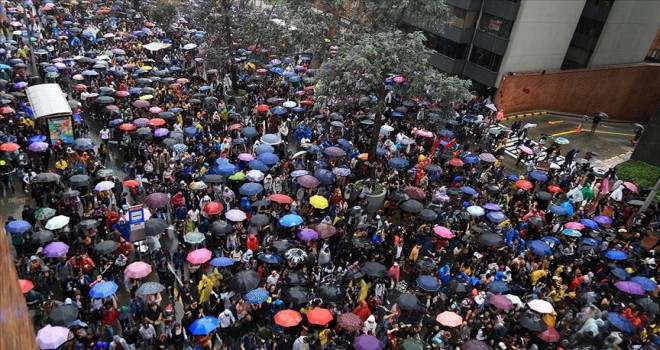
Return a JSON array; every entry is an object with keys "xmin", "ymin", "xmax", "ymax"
[
  {"xmin": 221, "ymin": 0, "xmax": 238, "ymax": 91},
  {"xmin": 366, "ymin": 108, "xmax": 384, "ymax": 178}
]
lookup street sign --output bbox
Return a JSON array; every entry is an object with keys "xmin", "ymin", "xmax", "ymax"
[{"xmin": 128, "ymin": 205, "xmax": 146, "ymax": 242}]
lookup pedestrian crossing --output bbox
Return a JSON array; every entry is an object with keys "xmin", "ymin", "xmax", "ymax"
[{"xmin": 500, "ymin": 131, "xmax": 566, "ymax": 164}]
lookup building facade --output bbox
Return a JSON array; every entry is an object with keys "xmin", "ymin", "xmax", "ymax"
[{"xmin": 401, "ymin": 0, "xmax": 660, "ymax": 88}]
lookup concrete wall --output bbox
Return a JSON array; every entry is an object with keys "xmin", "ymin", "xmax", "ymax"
[
  {"xmin": 495, "ymin": 0, "xmax": 586, "ymax": 86},
  {"xmin": 589, "ymin": 0, "xmax": 660, "ymax": 67},
  {"xmin": 494, "ymin": 63, "xmax": 660, "ymax": 123},
  {"xmin": 632, "ymin": 105, "xmax": 660, "ymax": 168}
]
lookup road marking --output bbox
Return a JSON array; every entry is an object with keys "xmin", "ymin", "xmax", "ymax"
[
  {"xmin": 552, "ymin": 129, "xmax": 635, "ymax": 137},
  {"xmin": 548, "ymin": 121, "xmax": 563, "ymax": 125},
  {"xmin": 594, "ymin": 130, "xmax": 635, "ymax": 136},
  {"xmin": 552, "ymin": 130, "xmax": 580, "ymax": 137}
]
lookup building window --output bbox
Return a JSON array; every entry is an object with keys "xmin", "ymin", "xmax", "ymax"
[
  {"xmin": 425, "ymin": 33, "xmax": 469, "ymax": 59},
  {"xmin": 477, "ymin": 13, "xmax": 514, "ymax": 39},
  {"xmin": 652, "ymin": 49, "xmax": 659, "ymax": 59},
  {"xmin": 469, "ymin": 47, "xmax": 503, "ymax": 72},
  {"xmin": 449, "ymin": 5, "xmax": 478, "ymax": 29}
]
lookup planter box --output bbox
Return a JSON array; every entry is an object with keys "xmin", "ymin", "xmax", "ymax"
[{"xmin": 365, "ymin": 190, "xmax": 386, "ymax": 213}]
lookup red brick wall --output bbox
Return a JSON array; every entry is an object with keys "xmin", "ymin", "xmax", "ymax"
[{"xmin": 494, "ymin": 64, "xmax": 660, "ymax": 123}]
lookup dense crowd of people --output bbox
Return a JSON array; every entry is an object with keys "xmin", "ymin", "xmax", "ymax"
[{"xmin": 0, "ymin": 0, "xmax": 659, "ymax": 350}]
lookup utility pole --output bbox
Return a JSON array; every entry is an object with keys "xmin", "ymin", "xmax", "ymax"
[
  {"xmin": 641, "ymin": 175, "xmax": 660, "ymax": 212},
  {"xmin": 23, "ymin": 1, "xmax": 38, "ymax": 77}
]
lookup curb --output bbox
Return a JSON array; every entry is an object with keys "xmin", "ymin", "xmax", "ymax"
[{"xmin": 503, "ymin": 110, "xmax": 644, "ymax": 126}]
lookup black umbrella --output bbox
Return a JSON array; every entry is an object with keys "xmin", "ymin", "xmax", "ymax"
[
  {"xmin": 352, "ymin": 236, "xmax": 372, "ymax": 249},
  {"xmin": 637, "ymin": 297, "xmax": 659, "ymax": 314},
  {"xmin": 78, "ymin": 219, "xmax": 99, "ymax": 229},
  {"xmin": 32, "ymin": 230, "xmax": 54, "ymax": 244},
  {"xmin": 416, "ymin": 258, "xmax": 436, "ymax": 271},
  {"xmin": 209, "ymin": 220, "xmax": 231, "ymax": 236},
  {"xmin": 400, "ymin": 199, "xmax": 424, "ymax": 213},
  {"xmin": 252, "ymin": 199, "xmax": 271, "ymax": 207},
  {"xmin": 270, "ymin": 240, "xmax": 298, "ymax": 253},
  {"xmin": 136, "ymin": 282, "xmax": 166, "ymax": 296},
  {"xmin": 285, "ymin": 286, "xmax": 311, "ymax": 305},
  {"xmin": 229, "ymin": 270, "xmax": 260, "ymax": 294},
  {"xmin": 595, "ymin": 111, "xmax": 609, "ymax": 118},
  {"xmin": 343, "ymin": 269, "xmax": 365, "ymax": 281},
  {"xmin": 527, "ymin": 217, "xmax": 544, "ymax": 227},
  {"xmin": 388, "ymin": 191, "xmax": 409, "ymax": 202},
  {"xmin": 535, "ymin": 191, "xmax": 552, "ymax": 201},
  {"xmin": 94, "ymin": 240, "xmax": 118, "ymax": 255},
  {"xmin": 96, "ymin": 96, "xmax": 115, "ymax": 104},
  {"xmin": 249, "ymin": 214, "xmax": 270, "ymax": 227},
  {"xmin": 448, "ymin": 279, "xmax": 471, "ymax": 294},
  {"xmin": 361, "ymin": 262, "xmax": 388, "ymax": 278},
  {"xmin": 418, "ymin": 209, "xmax": 437, "ymax": 221},
  {"xmin": 145, "ymin": 218, "xmax": 168, "ymax": 236},
  {"xmin": 284, "ymin": 271, "xmax": 309, "ymax": 286},
  {"xmin": 61, "ymin": 189, "xmax": 81, "ymax": 198},
  {"xmin": 48, "ymin": 305, "xmax": 78, "ymax": 326},
  {"xmin": 317, "ymin": 284, "xmax": 346, "ymax": 303},
  {"xmin": 518, "ymin": 312, "xmax": 548, "ymax": 332},
  {"xmin": 68, "ymin": 175, "xmax": 90, "ymax": 186},
  {"xmin": 72, "ymin": 138, "xmax": 94, "ymax": 151},
  {"xmin": 486, "ymin": 184, "xmax": 500, "ymax": 193},
  {"xmin": 477, "ymin": 233, "xmax": 503, "ymax": 247},
  {"xmin": 398, "ymin": 293, "xmax": 420, "ymax": 310},
  {"xmin": 32, "ymin": 172, "xmax": 60, "ymax": 183},
  {"xmin": 461, "ymin": 339, "xmax": 492, "ymax": 350}
]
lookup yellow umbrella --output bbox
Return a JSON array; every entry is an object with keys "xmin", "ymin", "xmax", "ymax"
[
  {"xmin": 309, "ymin": 195, "xmax": 328, "ymax": 209},
  {"xmin": 139, "ymin": 94, "xmax": 154, "ymax": 100},
  {"xmin": 244, "ymin": 62, "xmax": 255, "ymax": 70},
  {"xmin": 140, "ymin": 65, "xmax": 153, "ymax": 71}
]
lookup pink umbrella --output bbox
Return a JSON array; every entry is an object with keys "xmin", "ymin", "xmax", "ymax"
[
  {"xmin": 623, "ymin": 181, "xmax": 638, "ymax": 193},
  {"xmin": 436, "ymin": 311, "xmax": 463, "ymax": 327},
  {"xmin": 393, "ymin": 75, "xmax": 405, "ymax": 83},
  {"xmin": 124, "ymin": 261, "xmax": 152, "ymax": 279},
  {"xmin": 149, "ymin": 106, "xmax": 164, "ymax": 114},
  {"xmin": 187, "ymin": 248, "xmax": 212, "ymax": 264},
  {"xmin": 433, "ymin": 226, "xmax": 454, "ymax": 239},
  {"xmin": 415, "ymin": 129, "xmax": 433, "ymax": 138},
  {"xmin": 527, "ymin": 299, "xmax": 554, "ymax": 314},
  {"xmin": 519, "ymin": 145, "xmax": 533, "ymax": 155},
  {"xmin": 614, "ymin": 281, "xmax": 646, "ymax": 295},
  {"xmin": 225, "ymin": 209, "xmax": 247, "ymax": 222},
  {"xmin": 489, "ymin": 294, "xmax": 514, "ymax": 311},
  {"xmin": 564, "ymin": 222, "xmax": 585, "ymax": 230},
  {"xmin": 238, "ymin": 153, "xmax": 255, "ymax": 161}
]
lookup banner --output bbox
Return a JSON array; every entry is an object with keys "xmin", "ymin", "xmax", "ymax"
[
  {"xmin": 47, "ymin": 116, "xmax": 74, "ymax": 145},
  {"xmin": 128, "ymin": 205, "xmax": 146, "ymax": 242}
]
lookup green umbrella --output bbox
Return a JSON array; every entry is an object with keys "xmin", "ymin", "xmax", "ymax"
[
  {"xmin": 228, "ymin": 172, "xmax": 246, "ymax": 181},
  {"xmin": 96, "ymin": 168, "xmax": 115, "ymax": 178},
  {"xmin": 35, "ymin": 207, "xmax": 57, "ymax": 220},
  {"xmin": 400, "ymin": 338, "xmax": 424, "ymax": 350}
]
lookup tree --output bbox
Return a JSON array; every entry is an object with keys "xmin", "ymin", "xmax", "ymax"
[
  {"xmin": 148, "ymin": 0, "xmax": 179, "ymax": 32},
  {"xmin": 315, "ymin": 30, "xmax": 471, "ymax": 174}
]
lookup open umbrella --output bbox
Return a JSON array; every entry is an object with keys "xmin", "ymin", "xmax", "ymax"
[
  {"xmin": 338, "ymin": 313, "xmax": 363, "ymax": 331},
  {"xmin": 605, "ymin": 250, "xmax": 628, "ymax": 260},
  {"xmin": 631, "ymin": 276, "xmax": 658, "ymax": 292},
  {"xmin": 488, "ymin": 281, "xmax": 510, "ymax": 294},
  {"xmin": 32, "ymin": 230, "xmax": 54, "ymax": 244},
  {"xmin": 518, "ymin": 312, "xmax": 548, "ymax": 332},
  {"xmin": 607, "ymin": 312, "xmax": 635, "ymax": 333},
  {"xmin": 489, "ymin": 295, "xmax": 514, "ymax": 311},
  {"xmin": 36, "ymin": 325, "xmax": 70, "ymax": 350},
  {"xmin": 145, "ymin": 218, "xmax": 168, "ymax": 236},
  {"xmin": 355, "ymin": 335, "xmax": 381, "ymax": 350},
  {"xmin": 528, "ymin": 299, "xmax": 554, "ymax": 313},
  {"xmin": 274, "ymin": 309, "xmax": 303, "ymax": 327},
  {"xmin": 210, "ymin": 220, "xmax": 231, "ymax": 236},
  {"xmin": 89, "ymin": 281, "xmax": 118, "ymax": 298},
  {"xmin": 317, "ymin": 283, "xmax": 346, "ymax": 302},
  {"xmin": 285, "ymin": 286, "xmax": 312, "ymax": 305},
  {"xmin": 615, "ymin": 281, "xmax": 646, "ymax": 295},
  {"xmin": 124, "ymin": 261, "xmax": 152, "ymax": 279},
  {"xmin": 537, "ymin": 327, "xmax": 561, "ymax": 343},
  {"xmin": 436, "ymin": 311, "xmax": 463, "ymax": 327},
  {"xmin": 478, "ymin": 233, "xmax": 503, "ymax": 247},
  {"xmin": 47, "ymin": 305, "xmax": 78, "ymax": 326},
  {"xmin": 145, "ymin": 192, "xmax": 169, "ymax": 208},
  {"xmin": 42, "ymin": 242, "xmax": 69, "ymax": 258},
  {"xmin": 187, "ymin": 248, "xmax": 212, "ymax": 264},
  {"xmin": 190, "ymin": 316, "xmax": 219, "ymax": 335},
  {"xmin": 461, "ymin": 340, "xmax": 492, "ymax": 350},
  {"xmin": 637, "ymin": 297, "xmax": 660, "ymax": 314},
  {"xmin": 244, "ymin": 288, "xmax": 269, "ymax": 304},
  {"xmin": 6, "ymin": 220, "xmax": 32, "ymax": 233},
  {"xmin": 225, "ymin": 209, "xmax": 247, "ymax": 222},
  {"xmin": 307, "ymin": 307, "xmax": 333, "ymax": 326},
  {"xmin": 398, "ymin": 293, "xmax": 420, "ymax": 310},
  {"xmin": 528, "ymin": 240, "xmax": 553, "ymax": 257},
  {"xmin": 94, "ymin": 240, "xmax": 118, "ymax": 255},
  {"xmin": 280, "ymin": 214, "xmax": 304, "ymax": 227},
  {"xmin": 136, "ymin": 282, "xmax": 166, "ymax": 296},
  {"xmin": 361, "ymin": 262, "xmax": 388, "ymax": 278},
  {"xmin": 400, "ymin": 200, "xmax": 424, "ymax": 213},
  {"xmin": 230, "ymin": 270, "xmax": 260, "ymax": 293},
  {"xmin": 417, "ymin": 275, "xmax": 440, "ymax": 292}
]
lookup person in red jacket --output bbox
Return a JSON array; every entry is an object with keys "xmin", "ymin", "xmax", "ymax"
[{"xmin": 246, "ymin": 234, "xmax": 259, "ymax": 251}]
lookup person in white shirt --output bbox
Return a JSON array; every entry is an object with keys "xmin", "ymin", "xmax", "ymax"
[
  {"xmin": 266, "ymin": 270, "xmax": 279, "ymax": 286},
  {"xmin": 187, "ymin": 208, "xmax": 200, "ymax": 222},
  {"xmin": 217, "ymin": 309, "xmax": 235, "ymax": 329},
  {"xmin": 363, "ymin": 315, "xmax": 377, "ymax": 334}
]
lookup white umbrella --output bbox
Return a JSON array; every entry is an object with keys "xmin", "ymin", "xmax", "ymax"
[
  {"xmin": 485, "ymin": 103, "xmax": 497, "ymax": 112},
  {"xmin": 282, "ymin": 101, "xmax": 297, "ymax": 108},
  {"xmin": 293, "ymin": 150, "xmax": 307, "ymax": 158},
  {"xmin": 528, "ymin": 299, "xmax": 555, "ymax": 314},
  {"xmin": 522, "ymin": 123, "xmax": 537, "ymax": 129},
  {"xmin": 45, "ymin": 215, "xmax": 70, "ymax": 230},
  {"xmin": 183, "ymin": 43, "xmax": 198, "ymax": 50},
  {"xmin": 381, "ymin": 124, "xmax": 394, "ymax": 132},
  {"xmin": 506, "ymin": 294, "xmax": 523, "ymax": 309},
  {"xmin": 246, "ymin": 170, "xmax": 265, "ymax": 182},
  {"xmin": 467, "ymin": 206, "xmax": 485, "ymax": 217}
]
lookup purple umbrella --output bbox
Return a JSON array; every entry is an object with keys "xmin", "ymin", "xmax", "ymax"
[
  {"xmin": 297, "ymin": 175, "xmax": 320, "ymax": 188},
  {"xmin": 323, "ymin": 146, "xmax": 346, "ymax": 157},
  {"xmin": 489, "ymin": 294, "xmax": 514, "ymax": 311},
  {"xmin": 154, "ymin": 128, "xmax": 169, "ymax": 137},
  {"xmin": 297, "ymin": 228, "xmax": 319, "ymax": 241},
  {"xmin": 133, "ymin": 118, "xmax": 149, "ymax": 127},
  {"xmin": 238, "ymin": 153, "xmax": 255, "ymax": 161},
  {"xmin": 36, "ymin": 325, "xmax": 70, "ymax": 350},
  {"xmin": 28, "ymin": 141, "xmax": 49, "ymax": 152},
  {"xmin": 332, "ymin": 167, "xmax": 351, "ymax": 177},
  {"xmin": 593, "ymin": 215, "xmax": 613, "ymax": 225},
  {"xmin": 13, "ymin": 81, "xmax": 28, "ymax": 89},
  {"xmin": 42, "ymin": 242, "xmax": 70, "ymax": 258},
  {"xmin": 225, "ymin": 209, "xmax": 247, "ymax": 222},
  {"xmin": 355, "ymin": 335, "xmax": 382, "ymax": 350},
  {"xmin": 487, "ymin": 211, "xmax": 507, "ymax": 223},
  {"xmin": 54, "ymin": 62, "xmax": 67, "ymax": 70},
  {"xmin": 479, "ymin": 152, "xmax": 497, "ymax": 163},
  {"xmin": 614, "ymin": 281, "xmax": 646, "ymax": 295},
  {"xmin": 482, "ymin": 203, "xmax": 502, "ymax": 211}
]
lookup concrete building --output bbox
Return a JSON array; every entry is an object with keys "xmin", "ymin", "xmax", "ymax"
[{"xmin": 401, "ymin": 0, "xmax": 660, "ymax": 88}]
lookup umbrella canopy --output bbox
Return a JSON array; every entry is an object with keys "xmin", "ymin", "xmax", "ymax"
[
  {"xmin": 36, "ymin": 325, "xmax": 70, "ymax": 350},
  {"xmin": 398, "ymin": 293, "xmax": 420, "ymax": 310},
  {"xmin": 436, "ymin": 311, "xmax": 463, "ymax": 327},
  {"xmin": 187, "ymin": 248, "xmax": 212, "ymax": 264},
  {"xmin": 528, "ymin": 299, "xmax": 555, "ymax": 313},
  {"xmin": 285, "ymin": 286, "xmax": 312, "ymax": 305},
  {"xmin": 125, "ymin": 261, "xmax": 152, "ymax": 279},
  {"xmin": 94, "ymin": 240, "xmax": 118, "ymax": 255},
  {"xmin": 190, "ymin": 316, "xmax": 219, "ymax": 335},
  {"xmin": 528, "ymin": 240, "xmax": 553, "ymax": 257},
  {"xmin": 489, "ymin": 294, "xmax": 514, "ymax": 311},
  {"xmin": 461, "ymin": 340, "xmax": 492, "ymax": 350},
  {"xmin": 144, "ymin": 192, "xmax": 169, "ymax": 208},
  {"xmin": 280, "ymin": 214, "xmax": 304, "ymax": 227},
  {"xmin": 354, "ymin": 335, "xmax": 381, "ymax": 350},
  {"xmin": 537, "ymin": 327, "xmax": 561, "ymax": 343},
  {"xmin": 614, "ymin": 281, "xmax": 646, "ymax": 295},
  {"xmin": 417, "ymin": 275, "xmax": 440, "ymax": 292},
  {"xmin": 45, "ymin": 215, "xmax": 70, "ymax": 230},
  {"xmin": 400, "ymin": 199, "xmax": 424, "ymax": 213},
  {"xmin": 6, "ymin": 220, "xmax": 32, "ymax": 233},
  {"xmin": 230, "ymin": 270, "xmax": 260, "ymax": 293},
  {"xmin": 89, "ymin": 281, "xmax": 118, "ymax": 298},
  {"xmin": 42, "ymin": 242, "xmax": 70, "ymax": 258},
  {"xmin": 136, "ymin": 282, "xmax": 166, "ymax": 296},
  {"xmin": 338, "ymin": 312, "xmax": 363, "ymax": 331},
  {"xmin": 607, "ymin": 312, "xmax": 635, "ymax": 333},
  {"xmin": 307, "ymin": 307, "xmax": 334, "ymax": 325},
  {"xmin": 317, "ymin": 283, "xmax": 346, "ymax": 302},
  {"xmin": 145, "ymin": 218, "xmax": 168, "ymax": 236},
  {"xmin": 361, "ymin": 262, "xmax": 388, "ymax": 278},
  {"xmin": 274, "ymin": 309, "xmax": 303, "ymax": 327},
  {"xmin": 518, "ymin": 312, "xmax": 548, "ymax": 332},
  {"xmin": 244, "ymin": 288, "xmax": 270, "ymax": 304},
  {"xmin": 631, "ymin": 276, "xmax": 658, "ymax": 292},
  {"xmin": 47, "ymin": 305, "xmax": 78, "ymax": 326},
  {"xmin": 210, "ymin": 220, "xmax": 231, "ymax": 236}
]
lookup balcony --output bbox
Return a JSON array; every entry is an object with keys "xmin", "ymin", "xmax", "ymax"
[
  {"xmin": 445, "ymin": 0, "xmax": 483, "ymax": 12},
  {"xmin": 428, "ymin": 53, "xmax": 466, "ymax": 74},
  {"xmin": 473, "ymin": 30, "xmax": 509, "ymax": 55},
  {"xmin": 464, "ymin": 62, "xmax": 499, "ymax": 87},
  {"xmin": 581, "ymin": 2, "xmax": 611, "ymax": 22},
  {"xmin": 482, "ymin": 0, "xmax": 520, "ymax": 21},
  {"xmin": 570, "ymin": 32, "xmax": 600, "ymax": 52},
  {"xmin": 443, "ymin": 25, "xmax": 475, "ymax": 44}
]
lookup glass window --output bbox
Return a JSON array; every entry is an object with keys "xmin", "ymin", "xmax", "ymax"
[
  {"xmin": 425, "ymin": 32, "xmax": 469, "ymax": 59},
  {"xmin": 652, "ymin": 49, "xmax": 659, "ymax": 59},
  {"xmin": 469, "ymin": 47, "xmax": 503, "ymax": 72},
  {"xmin": 477, "ymin": 13, "xmax": 514, "ymax": 39}
]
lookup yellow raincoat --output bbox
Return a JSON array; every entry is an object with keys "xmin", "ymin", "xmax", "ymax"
[{"xmin": 198, "ymin": 274, "xmax": 213, "ymax": 303}]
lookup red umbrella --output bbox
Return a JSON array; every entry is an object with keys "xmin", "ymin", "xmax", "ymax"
[
  {"xmin": 147, "ymin": 118, "xmax": 166, "ymax": 127},
  {"xmin": 306, "ymin": 307, "xmax": 333, "ymax": 326},
  {"xmin": 0, "ymin": 106, "xmax": 15, "ymax": 114},
  {"xmin": 269, "ymin": 194, "xmax": 294, "ymax": 204},
  {"xmin": 0, "ymin": 142, "xmax": 20, "ymax": 152},
  {"xmin": 337, "ymin": 313, "xmax": 363, "ymax": 331},
  {"xmin": 404, "ymin": 186, "xmax": 425, "ymax": 200},
  {"xmin": 448, "ymin": 158, "xmax": 463, "ymax": 167},
  {"xmin": 516, "ymin": 180, "xmax": 534, "ymax": 190},
  {"xmin": 19, "ymin": 279, "xmax": 34, "ymax": 294},
  {"xmin": 314, "ymin": 223, "xmax": 336, "ymax": 239},
  {"xmin": 73, "ymin": 84, "xmax": 87, "ymax": 92},
  {"xmin": 119, "ymin": 123, "xmax": 136, "ymax": 131},
  {"xmin": 132, "ymin": 100, "xmax": 150, "ymax": 108},
  {"xmin": 122, "ymin": 179, "xmax": 141, "ymax": 187},
  {"xmin": 300, "ymin": 100, "xmax": 313, "ymax": 106},
  {"xmin": 203, "ymin": 202, "xmax": 224, "ymax": 215},
  {"xmin": 228, "ymin": 123, "xmax": 242, "ymax": 131},
  {"xmin": 537, "ymin": 326, "xmax": 560, "ymax": 342},
  {"xmin": 257, "ymin": 104, "xmax": 270, "ymax": 112},
  {"xmin": 274, "ymin": 309, "xmax": 303, "ymax": 327},
  {"xmin": 115, "ymin": 91, "xmax": 130, "ymax": 98},
  {"xmin": 547, "ymin": 185, "xmax": 562, "ymax": 193}
]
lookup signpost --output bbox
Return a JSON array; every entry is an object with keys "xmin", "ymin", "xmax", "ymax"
[{"xmin": 128, "ymin": 205, "xmax": 146, "ymax": 242}]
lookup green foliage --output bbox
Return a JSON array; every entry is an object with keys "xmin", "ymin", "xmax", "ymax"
[
  {"xmin": 616, "ymin": 160, "xmax": 660, "ymax": 188},
  {"xmin": 148, "ymin": 0, "xmax": 179, "ymax": 31},
  {"xmin": 355, "ymin": 180, "xmax": 385, "ymax": 195}
]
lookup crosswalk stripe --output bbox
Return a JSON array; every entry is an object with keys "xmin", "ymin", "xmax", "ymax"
[{"xmin": 496, "ymin": 124, "xmax": 565, "ymax": 163}]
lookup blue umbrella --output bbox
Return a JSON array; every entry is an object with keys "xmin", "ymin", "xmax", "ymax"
[
  {"xmin": 461, "ymin": 186, "xmax": 476, "ymax": 195},
  {"xmin": 6, "ymin": 220, "xmax": 32, "ymax": 233},
  {"xmin": 607, "ymin": 312, "xmax": 634, "ymax": 333},
  {"xmin": 289, "ymin": 76, "xmax": 301, "ymax": 83},
  {"xmin": 528, "ymin": 240, "xmax": 553, "ymax": 256},
  {"xmin": 81, "ymin": 70, "xmax": 98, "ymax": 76},
  {"xmin": 272, "ymin": 106, "xmax": 287, "ymax": 115},
  {"xmin": 210, "ymin": 257, "xmax": 235, "ymax": 267},
  {"xmin": 561, "ymin": 201, "xmax": 575, "ymax": 216},
  {"xmin": 244, "ymin": 288, "xmax": 269, "ymax": 304},
  {"xmin": 108, "ymin": 119, "xmax": 123, "ymax": 127},
  {"xmin": 249, "ymin": 160, "xmax": 270, "ymax": 172},
  {"xmin": 462, "ymin": 154, "xmax": 480, "ymax": 164},
  {"xmin": 217, "ymin": 164, "xmax": 238, "ymax": 176},
  {"xmin": 261, "ymin": 134, "xmax": 281, "ymax": 145},
  {"xmin": 169, "ymin": 107, "xmax": 183, "ymax": 113},
  {"xmin": 487, "ymin": 211, "xmax": 507, "ymax": 223},
  {"xmin": 376, "ymin": 147, "xmax": 388, "ymax": 155},
  {"xmin": 291, "ymin": 170, "xmax": 309, "ymax": 177},
  {"xmin": 291, "ymin": 107, "xmax": 305, "ymax": 113},
  {"xmin": 257, "ymin": 252, "xmax": 283, "ymax": 264},
  {"xmin": 172, "ymin": 144, "xmax": 188, "ymax": 153},
  {"xmin": 129, "ymin": 87, "xmax": 142, "ymax": 94},
  {"xmin": 306, "ymin": 145, "xmax": 321, "ymax": 154},
  {"xmin": 541, "ymin": 236, "xmax": 562, "ymax": 245},
  {"xmin": 28, "ymin": 135, "xmax": 47, "ymax": 144},
  {"xmin": 562, "ymin": 228, "xmax": 582, "ymax": 237},
  {"xmin": 580, "ymin": 238, "xmax": 600, "ymax": 246},
  {"xmin": 529, "ymin": 170, "xmax": 548, "ymax": 182},
  {"xmin": 417, "ymin": 275, "xmax": 440, "ymax": 292},
  {"xmin": 242, "ymin": 127, "xmax": 258, "ymax": 138},
  {"xmin": 314, "ymin": 169, "xmax": 335, "ymax": 185},
  {"xmin": 580, "ymin": 218, "xmax": 599, "ymax": 229},
  {"xmin": 89, "ymin": 281, "xmax": 118, "ymax": 298},
  {"xmin": 611, "ymin": 267, "xmax": 630, "ymax": 280},
  {"xmin": 605, "ymin": 250, "xmax": 628, "ymax": 261},
  {"xmin": 631, "ymin": 276, "xmax": 658, "ymax": 291},
  {"xmin": 255, "ymin": 144, "xmax": 274, "ymax": 155},
  {"xmin": 506, "ymin": 174, "xmax": 520, "ymax": 181},
  {"xmin": 488, "ymin": 281, "xmax": 510, "ymax": 294},
  {"xmin": 239, "ymin": 183, "xmax": 264, "ymax": 196},
  {"xmin": 189, "ymin": 316, "xmax": 219, "ymax": 335},
  {"xmin": 337, "ymin": 139, "xmax": 351, "ymax": 149},
  {"xmin": 184, "ymin": 127, "xmax": 198, "ymax": 137},
  {"xmin": 270, "ymin": 67, "xmax": 284, "ymax": 74},
  {"xmin": 549, "ymin": 205, "xmax": 567, "ymax": 215},
  {"xmin": 391, "ymin": 111, "xmax": 404, "ymax": 117},
  {"xmin": 280, "ymin": 214, "xmax": 304, "ymax": 227},
  {"xmin": 312, "ymin": 161, "xmax": 328, "ymax": 169},
  {"xmin": 439, "ymin": 129, "xmax": 454, "ymax": 139},
  {"xmin": 388, "ymin": 157, "xmax": 409, "ymax": 168},
  {"xmin": 257, "ymin": 152, "xmax": 279, "ymax": 165}
]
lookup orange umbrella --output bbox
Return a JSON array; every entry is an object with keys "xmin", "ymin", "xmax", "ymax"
[
  {"xmin": 147, "ymin": 118, "xmax": 166, "ymax": 127},
  {"xmin": 19, "ymin": 279, "xmax": 34, "ymax": 294},
  {"xmin": 119, "ymin": 123, "xmax": 136, "ymax": 131},
  {"xmin": 516, "ymin": 180, "xmax": 534, "ymax": 190},
  {"xmin": 274, "ymin": 309, "xmax": 303, "ymax": 327},
  {"xmin": 547, "ymin": 185, "xmax": 562, "ymax": 193},
  {"xmin": 269, "ymin": 194, "xmax": 294, "ymax": 204},
  {"xmin": 306, "ymin": 307, "xmax": 333, "ymax": 326},
  {"xmin": 203, "ymin": 202, "xmax": 224, "ymax": 215},
  {"xmin": 358, "ymin": 153, "xmax": 368, "ymax": 161},
  {"xmin": 0, "ymin": 142, "xmax": 20, "ymax": 152},
  {"xmin": 257, "ymin": 104, "xmax": 270, "ymax": 112},
  {"xmin": 122, "ymin": 179, "xmax": 141, "ymax": 187}
]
